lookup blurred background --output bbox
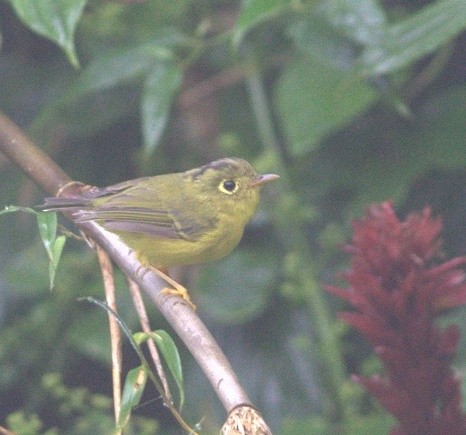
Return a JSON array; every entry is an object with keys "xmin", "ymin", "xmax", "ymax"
[{"xmin": 0, "ymin": 0, "xmax": 465, "ymax": 433}]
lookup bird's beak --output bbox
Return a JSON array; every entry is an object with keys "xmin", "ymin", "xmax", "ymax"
[{"xmin": 250, "ymin": 173, "xmax": 280, "ymax": 187}]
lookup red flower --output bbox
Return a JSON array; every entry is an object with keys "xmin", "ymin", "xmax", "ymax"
[{"xmin": 327, "ymin": 202, "xmax": 466, "ymax": 434}]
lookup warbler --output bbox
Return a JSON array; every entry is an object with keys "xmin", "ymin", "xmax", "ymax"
[{"xmin": 41, "ymin": 157, "xmax": 279, "ymax": 308}]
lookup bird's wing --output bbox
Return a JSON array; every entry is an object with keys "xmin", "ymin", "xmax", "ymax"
[
  {"xmin": 72, "ymin": 179, "xmax": 216, "ymax": 241},
  {"xmin": 74, "ymin": 206, "xmax": 211, "ymax": 241}
]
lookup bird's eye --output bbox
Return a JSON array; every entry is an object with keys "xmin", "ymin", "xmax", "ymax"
[
  {"xmin": 219, "ymin": 180, "xmax": 238, "ymax": 194},
  {"xmin": 223, "ymin": 180, "xmax": 236, "ymax": 191}
]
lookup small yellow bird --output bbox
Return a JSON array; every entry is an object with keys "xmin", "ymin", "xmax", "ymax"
[{"xmin": 42, "ymin": 158, "xmax": 279, "ymax": 308}]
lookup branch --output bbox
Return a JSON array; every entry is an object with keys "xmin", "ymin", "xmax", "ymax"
[
  {"xmin": 0, "ymin": 112, "xmax": 261, "ymax": 420},
  {"xmin": 0, "ymin": 113, "xmax": 71, "ymax": 194},
  {"xmin": 96, "ymin": 244, "xmax": 122, "ymax": 424}
]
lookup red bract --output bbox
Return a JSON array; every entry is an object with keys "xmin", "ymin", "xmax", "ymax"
[{"xmin": 327, "ymin": 202, "xmax": 466, "ymax": 434}]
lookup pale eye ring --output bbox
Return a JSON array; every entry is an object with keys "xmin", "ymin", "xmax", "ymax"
[{"xmin": 219, "ymin": 179, "xmax": 238, "ymax": 194}]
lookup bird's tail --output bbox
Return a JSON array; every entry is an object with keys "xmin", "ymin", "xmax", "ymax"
[{"xmin": 39, "ymin": 196, "xmax": 91, "ymax": 211}]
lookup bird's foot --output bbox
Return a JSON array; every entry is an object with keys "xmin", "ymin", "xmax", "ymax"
[{"xmin": 153, "ymin": 268, "xmax": 196, "ymax": 310}]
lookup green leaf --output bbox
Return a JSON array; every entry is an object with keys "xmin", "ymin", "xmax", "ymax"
[
  {"xmin": 136, "ymin": 330, "xmax": 184, "ymax": 408},
  {"xmin": 1, "ymin": 207, "xmax": 65, "ymax": 290},
  {"xmin": 234, "ymin": 0, "xmax": 290, "ymax": 46},
  {"xmin": 68, "ymin": 37, "xmax": 179, "ymax": 99},
  {"xmin": 275, "ymin": 56, "xmax": 376, "ymax": 155},
  {"xmin": 36, "ymin": 211, "xmax": 66, "ymax": 289},
  {"xmin": 288, "ymin": 0, "xmax": 387, "ymax": 69},
  {"xmin": 320, "ymin": 0, "xmax": 387, "ymax": 45},
  {"xmin": 29, "ymin": 32, "xmax": 186, "ymax": 140},
  {"xmin": 49, "ymin": 235, "xmax": 66, "ymax": 290},
  {"xmin": 153, "ymin": 330, "xmax": 184, "ymax": 409},
  {"xmin": 36, "ymin": 210, "xmax": 57, "ymax": 255},
  {"xmin": 288, "ymin": 18, "xmax": 359, "ymax": 70},
  {"xmin": 151, "ymin": 330, "xmax": 182, "ymax": 387},
  {"xmin": 9, "ymin": 0, "xmax": 88, "ymax": 67},
  {"xmin": 30, "ymin": 86, "xmax": 140, "ymax": 142},
  {"xmin": 141, "ymin": 62, "xmax": 183, "ymax": 152},
  {"xmin": 358, "ymin": 0, "xmax": 466, "ymax": 76},
  {"xmin": 118, "ymin": 366, "xmax": 148, "ymax": 430}
]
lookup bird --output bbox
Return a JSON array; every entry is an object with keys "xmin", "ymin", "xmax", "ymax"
[{"xmin": 41, "ymin": 157, "xmax": 279, "ymax": 309}]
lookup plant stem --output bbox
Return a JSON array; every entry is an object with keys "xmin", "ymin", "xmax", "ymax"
[{"xmin": 245, "ymin": 55, "xmax": 347, "ymax": 421}]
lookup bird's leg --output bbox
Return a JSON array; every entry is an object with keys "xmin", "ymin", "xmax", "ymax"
[{"xmin": 151, "ymin": 267, "xmax": 196, "ymax": 311}]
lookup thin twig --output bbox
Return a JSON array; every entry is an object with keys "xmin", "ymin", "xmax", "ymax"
[
  {"xmin": 177, "ymin": 54, "xmax": 288, "ymax": 109},
  {"xmin": 96, "ymin": 245, "xmax": 122, "ymax": 427},
  {"xmin": 127, "ymin": 277, "xmax": 173, "ymax": 404},
  {"xmin": 178, "ymin": 65, "xmax": 244, "ymax": 109}
]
